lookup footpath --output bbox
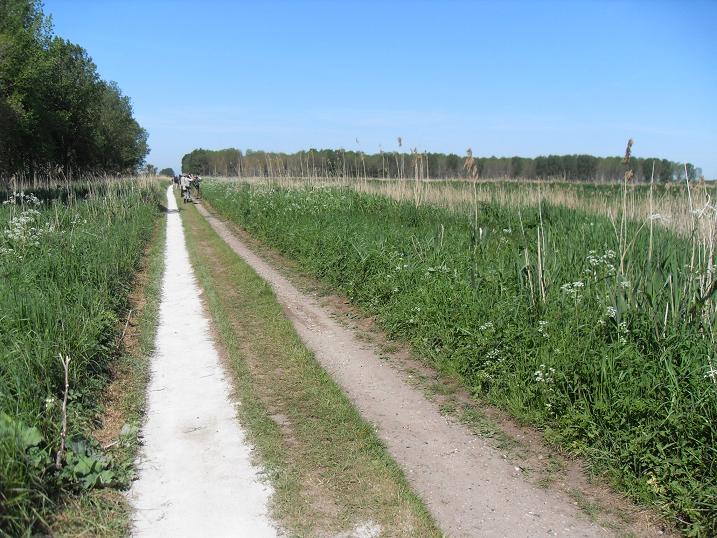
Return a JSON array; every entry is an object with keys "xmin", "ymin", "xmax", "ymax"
[{"xmin": 128, "ymin": 187, "xmax": 276, "ymax": 537}]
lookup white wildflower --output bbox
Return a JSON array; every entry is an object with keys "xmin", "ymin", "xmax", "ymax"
[
  {"xmin": 560, "ymin": 281, "xmax": 584, "ymax": 300},
  {"xmin": 534, "ymin": 364, "xmax": 555, "ymax": 384},
  {"xmin": 537, "ymin": 320, "xmax": 550, "ymax": 339},
  {"xmin": 706, "ymin": 357, "xmax": 717, "ymax": 385},
  {"xmin": 618, "ymin": 321, "xmax": 629, "ymax": 345}
]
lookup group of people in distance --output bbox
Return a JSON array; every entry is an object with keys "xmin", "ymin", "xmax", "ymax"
[{"xmin": 174, "ymin": 173, "xmax": 201, "ymax": 203}]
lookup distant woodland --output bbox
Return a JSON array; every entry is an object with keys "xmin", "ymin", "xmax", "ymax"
[{"xmin": 182, "ymin": 147, "xmax": 701, "ymax": 182}]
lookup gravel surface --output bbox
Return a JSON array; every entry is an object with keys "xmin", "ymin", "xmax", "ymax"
[{"xmin": 128, "ymin": 187, "xmax": 276, "ymax": 537}]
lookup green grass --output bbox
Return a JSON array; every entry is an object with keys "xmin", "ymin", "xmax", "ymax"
[
  {"xmin": 0, "ymin": 181, "xmax": 163, "ymax": 536},
  {"xmin": 201, "ymin": 180, "xmax": 717, "ymax": 536},
  {"xmin": 179, "ymin": 196, "xmax": 439, "ymax": 536},
  {"xmin": 49, "ymin": 208, "xmax": 167, "ymax": 536}
]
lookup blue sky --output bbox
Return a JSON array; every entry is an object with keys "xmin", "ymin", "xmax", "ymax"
[{"xmin": 45, "ymin": 0, "xmax": 717, "ymax": 177}]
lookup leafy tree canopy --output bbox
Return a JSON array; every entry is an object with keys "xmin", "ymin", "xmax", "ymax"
[
  {"xmin": 0, "ymin": 0, "xmax": 149, "ymax": 181},
  {"xmin": 182, "ymin": 147, "xmax": 700, "ymax": 182}
]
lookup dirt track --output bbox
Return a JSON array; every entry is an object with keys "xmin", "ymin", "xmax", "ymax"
[{"xmin": 196, "ymin": 202, "xmax": 610, "ymax": 538}]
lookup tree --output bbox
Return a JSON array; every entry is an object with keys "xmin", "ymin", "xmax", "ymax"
[
  {"xmin": 159, "ymin": 167, "xmax": 175, "ymax": 177},
  {"xmin": 92, "ymin": 81, "xmax": 148, "ymax": 174},
  {"xmin": 178, "ymin": 146, "xmax": 698, "ymax": 183},
  {"xmin": 657, "ymin": 159, "xmax": 673, "ymax": 182},
  {"xmin": 575, "ymin": 155, "xmax": 598, "ymax": 181},
  {"xmin": 0, "ymin": 0, "xmax": 148, "ymax": 181}
]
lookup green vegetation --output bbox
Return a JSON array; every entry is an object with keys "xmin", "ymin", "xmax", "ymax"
[
  {"xmin": 181, "ymin": 147, "xmax": 700, "ymax": 181},
  {"xmin": 0, "ymin": 180, "xmax": 162, "ymax": 535},
  {"xmin": 180, "ymin": 196, "xmax": 439, "ymax": 536},
  {"xmin": 0, "ymin": 0, "xmax": 148, "ymax": 181},
  {"xmin": 50, "ymin": 208, "xmax": 166, "ymax": 536},
  {"xmin": 202, "ymin": 180, "xmax": 717, "ymax": 536}
]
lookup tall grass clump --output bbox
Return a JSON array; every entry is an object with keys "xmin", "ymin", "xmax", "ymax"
[
  {"xmin": 202, "ymin": 179, "xmax": 716, "ymax": 536},
  {"xmin": 0, "ymin": 180, "xmax": 162, "ymax": 534}
]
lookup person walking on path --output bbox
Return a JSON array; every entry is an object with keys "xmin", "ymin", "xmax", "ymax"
[
  {"xmin": 192, "ymin": 175, "xmax": 202, "ymax": 199},
  {"xmin": 180, "ymin": 174, "xmax": 192, "ymax": 203}
]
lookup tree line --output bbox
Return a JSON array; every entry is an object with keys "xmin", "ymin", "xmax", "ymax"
[
  {"xmin": 0, "ymin": 0, "xmax": 149, "ymax": 182},
  {"xmin": 182, "ymin": 147, "xmax": 701, "ymax": 182}
]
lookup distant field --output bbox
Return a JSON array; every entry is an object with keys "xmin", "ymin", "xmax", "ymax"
[
  {"xmin": 202, "ymin": 178, "xmax": 716, "ymax": 535},
  {"xmin": 0, "ymin": 181, "xmax": 162, "ymax": 534},
  {"xmin": 212, "ymin": 175, "xmax": 717, "ymax": 236}
]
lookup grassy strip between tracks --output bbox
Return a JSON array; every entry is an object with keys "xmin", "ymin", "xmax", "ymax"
[{"xmin": 179, "ymin": 196, "xmax": 439, "ymax": 537}]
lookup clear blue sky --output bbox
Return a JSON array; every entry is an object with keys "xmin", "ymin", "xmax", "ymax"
[{"xmin": 44, "ymin": 0, "xmax": 717, "ymax": 177}]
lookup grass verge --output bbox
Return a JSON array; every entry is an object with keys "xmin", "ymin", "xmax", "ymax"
[
  {"xmin": 0, "ymin": 181, "xmax": 163, "ymax": 535},
  {"xmin": 179, "ymin": 196, "xmax": 439, "ymax": 537},
  {"xmin": 48, "ymin": 210, "xmax": 167, "ymax": 536},
  {"xmin": 200, "ymin": 199, "xmax": 672, "ymax": 536}
]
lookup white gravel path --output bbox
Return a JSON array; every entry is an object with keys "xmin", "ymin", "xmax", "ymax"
[{"xmin": 128, "ymin": 187, "xmax": 276, "ymax": 537}]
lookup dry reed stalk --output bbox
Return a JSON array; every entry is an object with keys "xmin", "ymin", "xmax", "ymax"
[
  {"xmin": 524, "ymin": 247, "xmax": 536, "ymax": 306},
  {"xmin": 618, "ymin": 139, "xmax": 635, "ymax": 275},
  {"xmin": 55, "ymin": 354, "xmax": 71, "ymax": 469},
  {"xmin": 537, "ymin": 228, "xmax": 546, "ymax": 303},
  {"xmin": 649, "ymin": 160, "xmax": 655, "ymax": 262},
  {"xmin": 413, "ymin": 149, "xmax": 421, "ymax": 208},
  {"xmin": 121, "ymin": 308, "xmax": 134, "ymax": 341}
]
